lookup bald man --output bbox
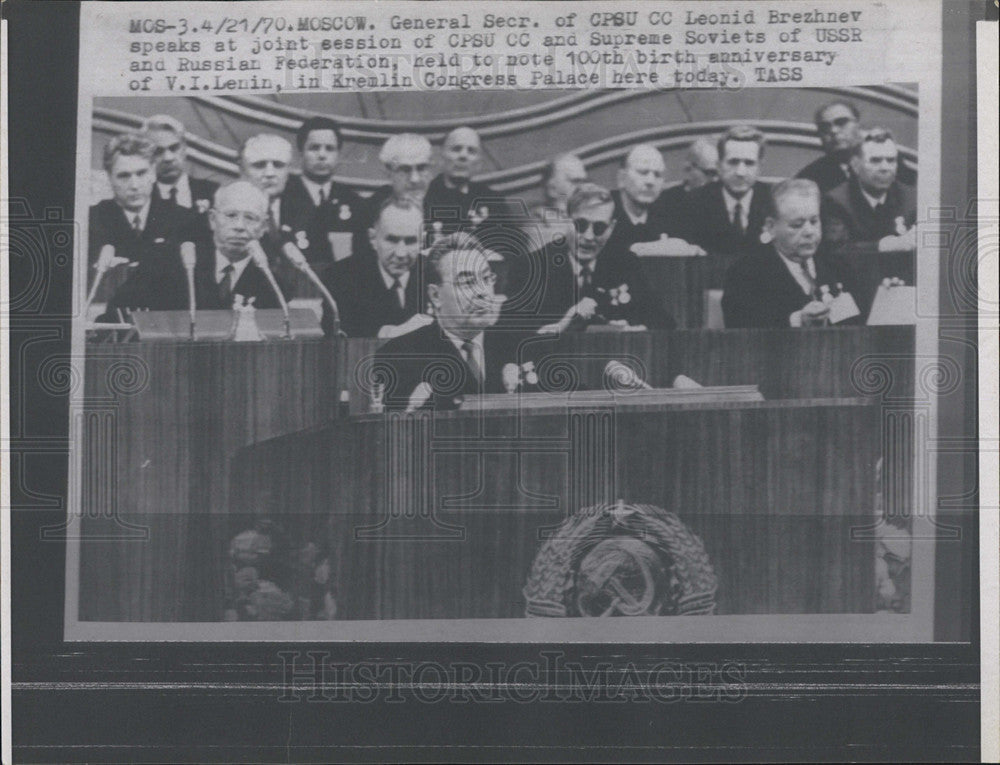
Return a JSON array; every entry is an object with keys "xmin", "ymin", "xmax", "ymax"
[
  {"xmin": 425, "ymin": 126, "xmax": 512, "ymax": 231},
  {"xmin": 651, "ymin": 138, "xmax": 718, "ymax": 230},
  {"xmin": 100, "ymin": 181, "xmax": 290, "ymax": 320}
]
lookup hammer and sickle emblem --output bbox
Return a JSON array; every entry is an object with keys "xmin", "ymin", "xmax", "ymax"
[{"xmin": 575, "ymin": 537, "xmax": 663, "ymax": 617}]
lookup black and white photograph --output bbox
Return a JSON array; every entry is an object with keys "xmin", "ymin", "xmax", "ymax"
[{"xmin": 3, "ymin": 0, "xmax": 996, "ymax": 761}]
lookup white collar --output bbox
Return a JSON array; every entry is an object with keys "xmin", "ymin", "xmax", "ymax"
[
  {"xmin": 378, "ymin": 263, "xmax": 410, "ymax": 291},
  {"xmin": 120, "ymin": 199, "xmax": 152, "ymax": 231},
  {"xmin": 441, "ymin": 326, "xmax": 483, "ymax": 354},
  {"xmin": 570, "ymin": 257, "xmax": 596, "ymax": 278},
  {"xmin": 300, "ymin": 175, "xmax": 333, "ymax": 206},
  {"xmin": 215, "ymin": 250, "xmax": 252, "ymax": 284},
  {"xmin": 775, "ymin": 249, "xmax": 817, "ymax": 294},
  {"xmin": 157, "ymin": 174, "xmax": 192, "ymax": 207},
  {"xmin": 860, "ymin": 186, "xmax": 888, "ymax": 209},
  {"xmin": 722, "ymin": 187, "xmax": 753, "ymax": 218},
  {"xmin": 619, "ymin": 196, "xmax": 648, "ymax": 226}
]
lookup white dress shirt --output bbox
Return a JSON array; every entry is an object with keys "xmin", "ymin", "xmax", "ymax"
[
  {"xmin": 722, "ymin": 187, "xmax": 753, "ymax": 230},
  {"xmin": 378, "ymin": 264, "xmax": 410, "ymax": 307},
  {"xmin": 442, "ymin": 328, "xmax": 485, "ymax": 383},
  {"xmin": 776, "ymin": 251, "xmax": 818, "ymax": 296},
  {"xmin": 215, "ymin": 250, "xmax": 252, "ymax": 286},
  {"xmin": 300, "ymin": 176, "xmax": 333, "ymax": 207}
]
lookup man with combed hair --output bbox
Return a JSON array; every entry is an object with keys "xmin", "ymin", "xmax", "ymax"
[
  {"xmin": 537, "ymin": 153, "xmax": 588, "ymax": 217},
  {"xmin": 361, "ymin": 133, "xmax": 434, "ymax": 230},
  {"xmin": 141, "ymin": 114, "xmax": 218, "ymax": 215},
  {"xmin": 101, "ymin": 181, "xmax": 290, "ymax": 321},
  {"xmin": 239, "ymin": 133, "xmax": 293, "ymax": 237},
  {"xmin": 372, "ymin": 233, "xmax": 529, "ymax": 411},
  {"xmin": 652, "ymin": 137, "xmax": 718, "ymax": 228},
  {"xmin": 822, "ymin": 127, "xmax": 917, "ymax": 257},
  {"xmin": 321, "ymin": 198, "xmax": 428, "ymax": 338},
  {"xmin": 504, "ymin": 183, "xmax": 674, "ymax": 334},
  {"xmin": 679, "ymin": 125, "xmax": 773, "ymax": 256},
  {"xmin": 279, "ymin": 115, "xmax": 365, "ymax": 269},
  {"xmin": 722, "ymin": 179, "xmax": 858, "ymax": 328},
  {"xmin": 88, "ymin": 132, "xmax": 199, "ymax": 274},
  {"xmin": 798, "ymin": 100, "xmax": 916, "ymax": 192}
]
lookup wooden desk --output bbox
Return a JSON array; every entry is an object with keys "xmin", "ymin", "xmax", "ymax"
[{"xmin": 228, "ymin": 399, "xmax": 880, "ymax": 620}]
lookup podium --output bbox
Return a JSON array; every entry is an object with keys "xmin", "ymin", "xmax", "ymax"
[
  {"xmin": 228, "ymin": 395, "xmax": 881, "ymax": 620},
  {"xmin": 130, "ymin": 309, "xmax": 323, "ymax": 340}
]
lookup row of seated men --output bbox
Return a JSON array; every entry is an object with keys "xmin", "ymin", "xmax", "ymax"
[{"xmin": 90, "ymin": 99, "xmax": 916, "ymax": 334}]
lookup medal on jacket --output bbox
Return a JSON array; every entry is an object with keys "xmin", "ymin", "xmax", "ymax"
[
  {"xmin": 339, "ymin": 204, "xmax": 352, "ymax": 221},
  {"xmin": 295, "ymin": 231, "xmax": 310, "ymax": 250}
]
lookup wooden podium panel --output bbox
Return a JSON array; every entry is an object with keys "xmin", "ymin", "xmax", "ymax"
[{"xmin": 224, "ymin": 399, "xmax": 880, "ymax": 621}]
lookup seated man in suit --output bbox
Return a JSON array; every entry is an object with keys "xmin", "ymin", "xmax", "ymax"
[
  {"xmin": 88, "ymin": 132, "xmax": 199, "ymax": 271},
  {"xmin": 504, "ymin": 183, "xmax": 674, "ymax": 334},
  {"xmin": 525, "ymin": 153, "xmax": 589, "ymax": 252},
  {"xmin": 361, "ymin": 133, "xmax": 434, "ymax": 231},
  {"xmin": 652, "ymin": 137, "xmax": 718, "ymax": 231},
  {"xmin": 321, "ymin": 199, "xmax": 427, "ymax": 338},
  {"xmin": 822, "ymin": 127, "xmax": 917, "ymax": 257},
  {"xmin": 141, "ymin": 114, "xmax": 218, "ymax": 222},
  {"xmin": 281, "ymin": 116, "xmax": 366, "ymax": 270},
  {"xmin": 102, "ymin": 181, "xmax": 289, "ymax": 319},
  {"xmin": 373, "ymin": 233, "xmax": 528, "ymax": 411},
  {"xmin": 239, "ymin": 133, "xmax": 293, "ymax": 251},
  {"xmin": 798, "ymin": 100, "xmax": 916, "ymax": 192},
  {"xmin": 722, "ymin": 179, "xmax": 859, "ymax": 328},
  {"xmin": 611, "ymin": 144, "xmax": 704, "ymax": 257},
  {"xmin": 680, "ymin": 125, "xmax": 772, "ymax": 256}
]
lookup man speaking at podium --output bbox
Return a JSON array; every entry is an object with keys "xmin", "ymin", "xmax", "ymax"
[
  {"xmin": 373, "ymin": 233, "xmax": 527, "ymax": 412},
  {"xmin": 102, "ymin": 181, "xmax": 288, "ymax": 319}
]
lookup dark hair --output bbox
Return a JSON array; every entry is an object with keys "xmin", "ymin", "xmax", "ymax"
[
  {"xmin": 295, "ymin": 116, "xmax": 342, "ymax": 152},
  {"xmin": 717, "ymin": 125, "xmax": 766, "ymax": 161},
  {"xmin": 813, "ymin": 100, "xmax": 861, "ymax": 127},
  {"xmin": 422, "ymin": 232, "xmax": 492, "ymax": 287}
]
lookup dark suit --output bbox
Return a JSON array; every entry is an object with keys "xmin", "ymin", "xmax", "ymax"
[
  {"xmin": 606, "ymin": 190, "xmax": 673, "ymax": 256},
  {"xmin": 798, "ymin": 152, "xmax": 917, "ymax": 192},
  {"xmin": 101, "ymin": 241, "xmax": 288, "ymax": 320},
  {"xmin": 373, "ymin": 321, "xmax": 531, "ymax": 411},
  {"xmin": 155, "ymin": 175, "xmax": 219, "ymax": 242},
  {"xmin": 721, "ymin": 246, "xmax": 857, "ymax": 328},
  {"xmin": 320, "ymin": 254, "xmax": 423, "ymax": 337},
  {"xmin": 678, "ymin": 181, "xmax": 772, "ymax": 256},
  {"xmin": 88, "ymin": 194, "xmax": 200, "ymax": 267},
  {"xmin": 649, "ymin": 183, "xmax": 693, "ymax": 236},
  {"xmin": 501, "ymin": 239, "xmax": 675, "ymax": 333},
  {"xmin": 278, "ymin": 174, "xmax": 366, "ymax": 269},
  {"xmin": 822, "ymin": 177, "xmax": 916, "ymax": 257}
]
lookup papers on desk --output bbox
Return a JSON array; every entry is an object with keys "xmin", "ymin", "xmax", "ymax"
[
  {"xmin": 867, "ymin": 283, "xmax": 917, "ymax": 325},
  {"xmin": 630, "ymin": 235, "xmax": 706, "ymax": 258}
]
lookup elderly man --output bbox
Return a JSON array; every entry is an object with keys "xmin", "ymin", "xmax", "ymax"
[
  {"xmin": 321, "ymin": 199, "xmax": 428, "ymax": 338},
  {"xmin": 141, "ymin": 114, "xmax": 218, "ymax": 215},
  {"xmin": 102, "ymin": 181, "xmax": 289, "ymax": 319},
  {"xmin": 362, "ymin": 133, "xmax": 434, "ymax": 230},
  {"xmin": 373, "ymin": 233, "xmax": 528, "ymax": 411},
  {"xmin": 652, "ymin": 137, "xmax": 718, "ymax": 229},
  {"xmin": 822, "ymin": 128, "xmax": 917, "ymax": 257},
  {"xmin": 681, "ymin": 125, "xmax": 773, "ymax": 256},
  {"xmin": 609, "ymin": 144, "xmax": 703, "ymax": 257},
  {"xmin": 88, "ymin": 132, "xmax": 198, "ymax": 272},
  {"xmin": 536, "ymin": 153, "xmax": 588, "ymax": 217},
  {"xmin": 239, "ymin": 133, "xmax": 293, "ymax": 244},
  {"xmin": 425, "ymin": 126, "xmax": 506, "ymax": 224},
  {"xmin": 799, "ymin": 100, "xmax": 916, "ymax": 192},
  {"xmin": 504, "ymin": 183, "xmax": 674, "ymax": 333},
  {"xmin": 722, "ymin": 179, "xmax": 858, "ymax": 328},
  {"xmin": 279, "ymin": 116, "xmax": 365, "ymax": 268}
]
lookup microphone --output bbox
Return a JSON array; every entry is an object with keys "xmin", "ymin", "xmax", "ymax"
[
  {"xmin": 247, "ymin": 240, "xmax": 291, "ymax": 338},
  {"xmin": 406, "ymin": 381, "xmax": 434, "ymax": 413},
  {"xmin": 282, "ymin": 241, "xmax": 343, "ymax": 337},
  {"xmin": 604, "ymin": 360, "xmax": 652, "ymax": 391},
  {"xmin": 179, "ymin": 241, "xmax": 197, "ymax": 340},
  {"xmin": 502, "ymin": 363, "xmax": 521, "ymax": 393},
  {"xmin": 85, "ymin": 244, "xmax": 118, "ymax": 315}
]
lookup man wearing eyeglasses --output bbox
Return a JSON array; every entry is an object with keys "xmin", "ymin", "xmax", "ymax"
[
  {"xmin": 321, "ymin": 199, "xmax": 428, "ymax": 337},
  {"xmin": 798, "ymin": 100, "xmax": 916, "ymax": 192},
  {"xmin": 373, "ymin": 233, "xmax": 526, "ymax": 411},
  {"xmin": 504, "ymin": 183, "xmax": 673, "ymax": 334},
  {"xmin": 102, "ymin": 181, "xmax": 288, "ymax": 318},
  {"xmin": 361, "ymin": 133, "xmax": 435, "ymax": 232},
  {"xmin": 822, "ymin": 128, "xmax": 917, "ymax": 257}
]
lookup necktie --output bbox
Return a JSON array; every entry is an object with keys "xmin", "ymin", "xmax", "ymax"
[
  {"xmin": 168, "ymin": 186, "xmax": 178, "ymax": 205},
  {"xmin": 797, "ymin": 259, "xmax": 817, "ymax": 298},
  {"xmin": 392, "ymin": 277, "xmax": 405, "ymax": 309},
  {"xmin": 219, "ymin": 264, "xmax": 235, "ymax": 305},
  {"xmin": 731, "ymin": 200, "xmax": 744, "ymax": 237},
  {"xmin": 580, "ymin": 263, "xmax": 593, "ymax": 291},
  {"xmin": 318, "ymin": 186, "xmax": 328, "ymax": 206},
  {"xmin": 131, "ymin": 213, "xmax": 143, "ymax": 233},
  {"xmin": 461, "ymin": 340, "xmax": 484, "ymax": 388}
]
